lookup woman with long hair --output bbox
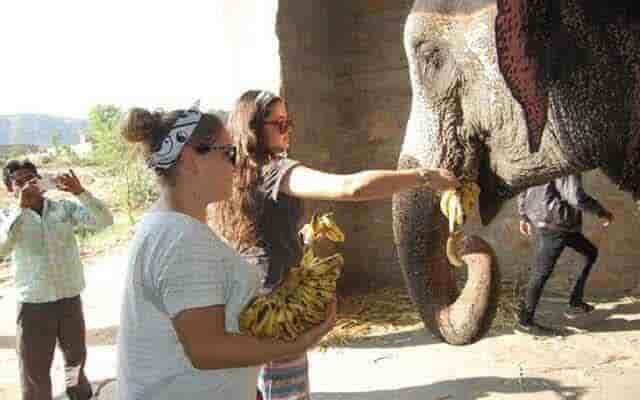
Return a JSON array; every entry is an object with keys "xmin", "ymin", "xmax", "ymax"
[
  {"xmin": 117, "ymin": 106, "xmax": 335, "ymax": 400},
  {"xmin": 209, "ymin": 90, "xmax": 460, "ymax": 400}
]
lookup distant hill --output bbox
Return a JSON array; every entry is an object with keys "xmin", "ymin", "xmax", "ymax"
[
  {"xmin": 0, "ymin": 114, "xmax": 87, "ymax": 146},
  {"xmin": 208, "ymin": 109, "xmax": 230, "ymax": 124}
]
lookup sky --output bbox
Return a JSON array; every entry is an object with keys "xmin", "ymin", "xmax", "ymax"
[{"xmin": 0, "ymin": 0, "xmax": 280, "ymax": 119}]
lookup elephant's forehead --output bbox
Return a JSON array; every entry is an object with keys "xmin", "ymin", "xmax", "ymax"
[
  {"xmin": 406, "ymin": 8, "xmax": 501, "ymax": 82},
  {"xmin": 406, "ymin": 7, "xmax": 497, "ymax": 45},
  {"xmin": 411, "ymin": 0, "xmax": 495, "ymax": 16}
]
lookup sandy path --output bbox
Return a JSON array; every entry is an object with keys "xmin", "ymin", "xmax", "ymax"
[{"xmin": 1, "ymin": 249, "xmax": 639, "ymax": 399}]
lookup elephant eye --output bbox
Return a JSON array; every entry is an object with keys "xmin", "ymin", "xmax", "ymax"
[
  {"xmin": 415, "ymin": 41, "xmax": 459, "ymax": 95},
  {"xmin": 417, "ymin": 42, "xmax": 445, "ymax": 70}
]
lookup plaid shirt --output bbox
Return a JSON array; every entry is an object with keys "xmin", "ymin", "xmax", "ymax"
[{"xmin": 0, "ymin": 191, "xmax": 113, "ymax": 303}]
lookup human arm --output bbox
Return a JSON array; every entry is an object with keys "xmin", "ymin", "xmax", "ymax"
[
  {"xmin": 559, "ymin": 175, "xmax": 613, "ymax": 226},
  {"xmin": 0, "ymin": 209, "xmax": 25, "ymax": 258},
  {"xmin": 172, "ymin": 299, "xmax": 336, "ymax": 370},
  {"xmin": 0, "ymin": 179, "xmax": 41, "ymax": 257},
  {"xmin": 158, "ymin": 229, "xmax": 335, "ymax": 370},
  {"xmin": 280, "ymin": 164, "xmax": 459, "ymax": 202},
  {"xmin": 58, "ymin": 170, "xmax": 114, "ymax": 231},
  {"xmin": 517, "ymin": 191, "xmax": 532, "ymax": 236}
]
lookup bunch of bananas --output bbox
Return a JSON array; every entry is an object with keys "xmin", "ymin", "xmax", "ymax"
[
  {"xmin": 239, "ymin": 212, "xmax": 344, "ymax": 341},
  {"xmin": 439, "ymin": 182, "xmax": 481, "ymax": 267}
]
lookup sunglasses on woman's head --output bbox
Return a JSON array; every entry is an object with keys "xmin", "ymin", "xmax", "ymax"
[{"xmin": 263, "ymin": 118, "xmax": 294, "ymax": 134}]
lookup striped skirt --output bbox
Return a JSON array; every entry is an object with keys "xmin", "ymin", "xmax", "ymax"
[{"xmin": 258, "ymin": 353, "xmax": 309, "ymax": 400}]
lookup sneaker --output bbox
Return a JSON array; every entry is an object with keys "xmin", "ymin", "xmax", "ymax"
[
  {"xmin": 564, "ymin": 301, "xmax": 595, "ymax": 318},
  {"xmin": 514, "ymin": 320, "xmax": 557, "ymax": 336}
]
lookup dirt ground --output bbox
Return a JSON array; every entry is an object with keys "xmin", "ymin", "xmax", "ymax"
[{"xmin": 0, "ymin": 249, "xmax": 639, "ymax": 400}]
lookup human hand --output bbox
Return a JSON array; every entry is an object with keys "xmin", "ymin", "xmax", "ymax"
[
  {"xmin": 420, "ymin": 168, "xmax": 461, "ymax": 191},
  {"xmin": 599, "ymin": 210, "xmax": 613, "ymax": 227},
  {"xmin": 56, "ymin": 169, "xmax": 85, "ymax": 195},
  {"xmin": 519, "ymin": 219, "xmax": 532, "ymax": 236},
  {"xmin": 296, "ymin": 297, "xmax": 337, "ymax": 350}
]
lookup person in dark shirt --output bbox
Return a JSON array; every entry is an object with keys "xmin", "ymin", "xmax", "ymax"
[
  {"xmin": 516, "ymin": 174, "xmax": 614, "ymax": 335},
  {"xmin": 209, "ymin": 90, "xmax": 460, "ymax": 400}
]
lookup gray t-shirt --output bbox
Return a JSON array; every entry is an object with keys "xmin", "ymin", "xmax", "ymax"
[
  {"xmin": 241, "ymin": 156, "xmax": 304, "ymax": 288},
  {"xmin": 117, "ymin": 212, "xmax": 264, "ymax": 400}
]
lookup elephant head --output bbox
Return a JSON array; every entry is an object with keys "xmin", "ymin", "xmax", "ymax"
[{"xmin": 393, "ymin": 0, "xmax": 640, "ymax": 345}]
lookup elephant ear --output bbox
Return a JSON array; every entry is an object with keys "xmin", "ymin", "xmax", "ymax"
[{"xmin": 495, "ymin": 0, "xmax": 551, "ymax": 153}]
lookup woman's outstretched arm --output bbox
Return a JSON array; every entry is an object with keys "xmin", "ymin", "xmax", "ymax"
[{"xmin": 280, "ymin": 164, "xmax": 459, "ymax": 201}]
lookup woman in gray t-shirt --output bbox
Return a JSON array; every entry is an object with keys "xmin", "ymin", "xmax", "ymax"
[
  {"xmin": 116, "ymin": 107, "xmax": 336, "ymax": 400},
  {"xmin": 209, "ymin": 90, "xmax": 460, "ymax": 400}
]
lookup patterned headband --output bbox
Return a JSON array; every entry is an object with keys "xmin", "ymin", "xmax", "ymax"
[{"xmin": 147, "ymin": 109, "xmax": 202, "ymax": 170}]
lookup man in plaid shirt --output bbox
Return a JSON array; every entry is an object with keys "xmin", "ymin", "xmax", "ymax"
[{"xmin": 0, "ymin": 159, "xmax": 113, "ymax": 400}]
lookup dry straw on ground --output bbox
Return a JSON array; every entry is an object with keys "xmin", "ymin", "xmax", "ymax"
[{"xmin": 320, "ymin": 280, "xmax": 524, "ymax": 347}]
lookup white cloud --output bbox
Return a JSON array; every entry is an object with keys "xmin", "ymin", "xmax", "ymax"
[{"xmin": 0, "ymin": 0, "xmax": 280, "ymax": 118}]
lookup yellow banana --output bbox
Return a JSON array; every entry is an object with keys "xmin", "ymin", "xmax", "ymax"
[
  {"xmin": 305, "ymin": 280, "xmax": 336, "ymax": 293},
  {"xmin": 254, "ymin": 306, "xmax": 272, "ymax": 336},
  {"xmin": 239, "ymin": 305, "xmax": 258, "ymax": 331},
  {"xmin": 262, "ymin": 312, "xmax": 278, "ymax": 337},
  {"xmin": 439, "ymin": 190, "xmax": 453, "ymax": 217},
  {"xmin": 305, "ymin": 307, "xmax": 326, "ymax": 324},
  {"xmin": 447, "ymin": 194, "xmax": 458, "ymax": 233},
  {"xmin": 300, "ymin": 212, "xmax": 345, "ymax": 244},
  {"xmin": 288, "ymin": 302, "xmax": 306, "ymax": 314},
  {"xmin": 440, "ymin": 182, "xmax": 480, "ymax": 229},
  {"xmin": 439, "ymin": 182, "xmax": 481, "ymax": 268},
  {"xmin": 301, "ymin": 247, "xmax": 315, "ymax": 268},
  {"xmin": 446, "ymin": 231, "xmax": 465, "ymax": 267},
  {"xmin": 318, "ymin": 213, "xmax": 345, "ymax": 242},
  {"xmin": 281, "ymin": 320, "xmax": 298, "ymax": 341},
  {"xmin": 309, "ymin": 255, "xmax": 343, "ymax": 275}
]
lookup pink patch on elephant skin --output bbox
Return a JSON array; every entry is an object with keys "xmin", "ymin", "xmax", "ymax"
[{"xmin": 495, "ymin": 0, "xmax": 548, "ymax": 153}]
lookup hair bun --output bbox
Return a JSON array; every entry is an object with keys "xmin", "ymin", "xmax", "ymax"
[{"xmin": 120, "ymin": 108, "xmax": 160, "ymax": 143}]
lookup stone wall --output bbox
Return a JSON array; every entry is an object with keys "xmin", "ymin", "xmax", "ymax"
[
  {"xmin": 277, "ymin": 0, "xmax": 414, "ymax": 292},
  {"xmin": 277, "ymin": 0, "xmax": 640, "ymax": 295}
]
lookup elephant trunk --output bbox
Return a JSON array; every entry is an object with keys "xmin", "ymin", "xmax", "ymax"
[{"xmin": 393, "ymin": 161, "xmax": 500, "ymax": 345}]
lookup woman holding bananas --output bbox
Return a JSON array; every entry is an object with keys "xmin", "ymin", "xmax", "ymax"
[
  {"xmin": 116, "ymin": 106, "xmax": 336, "ymax": 400},
  {"xmin": 208, "ymin": 90, "xmax": 460, "ymax": 400}
]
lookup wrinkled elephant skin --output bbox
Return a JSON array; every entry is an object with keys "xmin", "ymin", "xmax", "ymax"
[{"xmin": 394, "ymin": 0, "xmax": 640, "ymax": 344}]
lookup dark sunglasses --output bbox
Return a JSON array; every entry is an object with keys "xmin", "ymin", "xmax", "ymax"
[
  {"xmin": 212, "ymin": 144, "xmax": 237, "ymax": 166},
  {"xmin": 10, "ymin": 172, "xmax": 40, "ymax": 187},
  {"xmin": 194, "ymin": 143, "xmax": 237, "ymax": 166},
  {"xmin": 263, "ymin": 118, "xmax": 294, "ymax": 134}
]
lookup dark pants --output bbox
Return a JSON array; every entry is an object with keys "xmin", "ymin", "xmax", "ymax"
[
  {"xmin": 17, "ymin": 295, "xmax": 92, "ymax": 400},
  {"xmin": 519, "ymin": 228, "xmax": 599, "ymax": 324}
]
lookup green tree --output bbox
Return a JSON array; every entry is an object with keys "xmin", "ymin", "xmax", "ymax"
[
  {"xmin": 88, "ymin": 105, "xmax": 157, "ymax": 224},
  {"xmin": 88, "ymin": 105, "xmax": 126, "ymax": 170}
]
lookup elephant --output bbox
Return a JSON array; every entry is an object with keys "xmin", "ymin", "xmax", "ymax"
[{"xmin": 392, "ymin": 0, "xmax": 640, "ymax": 345}]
